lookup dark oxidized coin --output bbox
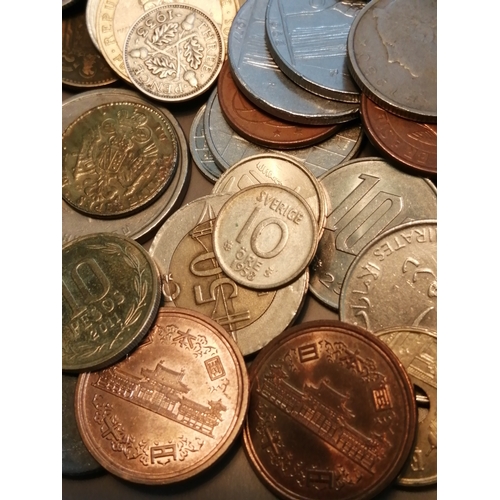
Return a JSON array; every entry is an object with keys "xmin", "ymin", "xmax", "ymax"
[
  {"xmin": 62, "ymin": 233, "xmax": 161, "ymax": 372},
  {"xmin": 361, "ymin": 94, "xmax": 437, "ymax": 176},
  {"xmin": 217, "ymin": 60, "xmax": 341, "ymax": 150},
  {"xmin": 243, "ymin": 320, "xmax": 417, "ymax": 500}
]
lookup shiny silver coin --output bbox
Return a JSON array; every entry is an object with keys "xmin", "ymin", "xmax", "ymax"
[
  {"xmin": 228, "ymin": 0, "xmax": 359, "ymax": 125},
  {"xmin": 85, "ymin": 0, "xmax": 100, "ymax": 52},
  {"xmin": 265, "ymin": 0, "xmax": 363, "ymax": 102}
]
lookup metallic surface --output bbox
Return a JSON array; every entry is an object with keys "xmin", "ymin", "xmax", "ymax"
[
  {"xmin": 339, "ymin": 220, "xmax": 437, "ymax": 333},
  {"xmin": 376, "ymin": 327, "xmax": 437, "ymax": 486},
  {"xmin": 309, "ymin": 158, "xmax": 437, "ymax": 311},
  {"xmin": 243, "ymin": 320, "xmax": 417, "ymax": 500},
  {"xmin": 217, "ymin": 60, "xmax": 341, "ymax": 149},
  {"xmin": 62, "ymin": 233, "xmax": 161, "ymax": 372},
  {"xmin": 149, "ymin": 194, "xmax": 309, "ymax": 355},
  {"xmin": 265, "ymin": 0, "xmax": 363, "ymax": 102},
  {"xmin": 85, "ymin": 0, "xmax": 101, "ymax": 51},
  {"xmin": 361, "ymin": 93, "xmax": 437, "ymax": 176},
  {"xmin": 62, "ymin": 89, "xmax": 189, "ymax": 243},
  {"xmin": 204, "ymin": 89, "xmax": 363, "ymax": 176},
  {"xmin": 227, "ymin": 0, "xmax": 359, "ymax": 125},
  {"xmin": 347, "ymin": 0, "xmax": 437, "ymax": 122},
  {"xmin": 213, "ymin": 184, "xmax": 318, "ymax": 289},
  {"xmin": 75, "ymin": 307, "xmax": 249, "ymax": 484},
  {"xmin": 124, "ymin": 5, "xmax": 225, "ymax": 102},
  {"xmin": 62, "ymin": 2, "xmax": 117, "ymax": 88},
  {"xmin": 62, "ymin": 101, "xmax": 179, "ymax": 218},
  {"xmin": 189, "ymin": 104, "xmax": 223, "ymax": 183}
]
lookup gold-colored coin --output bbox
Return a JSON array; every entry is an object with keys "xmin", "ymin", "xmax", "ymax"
[{"xmin": 62, "ymin": 232, "xmax": 161, "ymax": 372}]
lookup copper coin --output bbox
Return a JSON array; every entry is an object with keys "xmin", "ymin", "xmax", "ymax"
[
  {"xmin": 217, "ymin": 60, "xmax": 341, "ymax": 150},
  {"xmin": 243, "ymin": 320, "xmax": 417, "ymax": 500},
  {"xmin": 62, "ymin": 2, "xmax": 117, "ymax": 89},
  {"xmin": 75, "ymin": 307, "xmax": 249, "ymax": 484},
  {"xmin": 361, "ymin": 94, "xmax": 437, "ymax": 176}
]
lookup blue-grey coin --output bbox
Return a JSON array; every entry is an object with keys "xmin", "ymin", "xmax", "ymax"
[
  {"xmin": 228, "ymin": 0, "xmax": 359, "ymax": 125},
  {"xmin": 204, "ymin": 88, "xmax": 364, "ymax": 177},
  {"xmin": 265, "ymin": 0, "xmax": 364, "ymax": 103},
  {"xmin": 189, "ymin": 104, "xmax": 223, "ymax": 183}
]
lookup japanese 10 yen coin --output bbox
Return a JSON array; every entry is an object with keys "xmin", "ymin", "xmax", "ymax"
[
  {"xmin": 75, "ymin": 307, "xmax": 249, "ymax": 484},
  {"xmin": 243, "ymin": 320, "xmax": 417, "ymax": 500},
  {"xmin": 62, "ymin": 233, "xmax": 161, "ymax": 372}
]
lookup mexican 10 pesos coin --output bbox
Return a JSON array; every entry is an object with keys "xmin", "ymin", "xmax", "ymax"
[
  {"xmin": 213, "ymin": 185, "xmax": 318, "ymax": 290},
  {"xmin": 124, "ymin": 5, "xmax": 225, "ymax": 102},
  {"xmin": 62, "ymin": 233, "xmax": 161, "ymax": 372},
  {"xmin": 376, "ymin": 327, "xmax": 437, "ymax": 486},
  {"xmin": 243, "ymin": 320, "xmax": 417, "ymax": 500},
  {"xmin": 75, "ymin": 307, "xmax": 248, "ymax": 484},
  {"xmin": 62, "ymin": 101, "xmax": 179, "ymax": 218},
  {"xmin": 149, "ymin": 194, "xmax": 309, "ymax": 356}
]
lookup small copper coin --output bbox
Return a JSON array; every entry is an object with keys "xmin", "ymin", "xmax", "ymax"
[
  {"xmin": 62, "ymin": 233, "xmax": 161, "ymax": 372},
  {"xmin": 62, "ymin": 2, "xmax": 117, "ymax": 88},
  {"xmin": 361, "ymin": 94, "xmax": 437, "ymax": 176},
  {"xmin": 243, "ymin": 320, "xmax": 417, "ymax": 500},
  {"xmin": 217, "ymin": 61, "xmax": 341, "ymax": 150},
  {"xmin": 75, "ymin": 307, "xmax": 249, "ymax": 484}
]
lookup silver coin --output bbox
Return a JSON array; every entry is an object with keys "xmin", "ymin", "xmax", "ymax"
[
  {"xmin": 62, "ymin": 89, "xmax": 189, "ymax": 243},
  {"xmin": 347, "ymin": 0, "xmax": 437, "ymax": 122},
  {"xmin": 309, "ymin": 157, "xmax": 437, "ymax": 311},
  {"xmin": 204, "ymin": 88, "xmax": 363, "ymax": 176},
  {"xmin": 85, "ymin": 0, "xmax": 101, "ymax": 52},
  {"xmin": 265, "ymin": 0, "xmax": 363, "ymax": 102},
  {"xmin": 227, "ymin": 0, "xmax": 359, "ymax": 125},
  {"xmin": 189, "ymin": 104, "xmax": 223, "ymax": 183}
]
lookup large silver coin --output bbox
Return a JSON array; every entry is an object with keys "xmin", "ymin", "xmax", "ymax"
[
  {"xmin": 347, "ymin": 0, "xmax": 437, "ymax": 122},
  {"xmin": 62, "ymin": 89, "xmax": 189, "ymax": 243},
  {"xmin": 309, "ymin": 158, "xmax": 437, "ymax": 310},
  {"xmin": 228, "ymin": 0, "xmax": 359, "ymax": 124},
  {"xmin": 265, "ymin": 0, "xmax": 364, "ymax": 102}
]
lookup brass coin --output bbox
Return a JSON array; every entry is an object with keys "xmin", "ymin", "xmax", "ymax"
[
  {"xmin": 213, "ymin": 184, "xmax": 318, "ymax": 289},
  {"xmin": 62, "ymin": 101, "xmax": 179, "ymax": 218},
  {"xmin": 243, "ymin": 320, "xmax": 417, "ymax": 500},
  {"xmin": 376, "ymin": 327, "xmax": 437, "ymax": 486},
  {"xmin": 75, "ymin": 307, "xmax": 249, "ymax": 484},
  {"xmin": 339, "ymin": 220, "xmax": 437, "ymax": 332},
  {"xmin": 62, "ymin": 233, "xmax": 161, "ymax": 372}
]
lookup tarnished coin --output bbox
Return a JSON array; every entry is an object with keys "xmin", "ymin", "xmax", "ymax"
[
  {"xmin": 347, "ymin": 0, "xmax": 437, "ymax": 122},
  {"xmin": 309, "ymin": 157, "xmax": 437, "ymax": 311},
  {"xmin": 361, "ymin": 93, "xmax": 437, "ymax": 176},
  {"xmin": 339, "ymin": 220, "xmax": 437, "ymax": 332},
  {"xmin": 228, "ymin": 0, "xmax": 359, "ymax": 125},
  {"xmin": 149, "ymin": 194, "xmax": 309, "ymax": 356},
  {"xmin": 265, "ymin": 0, "xmax": 363, "ymax": 102},
  {"xmin": 62, "ymin": 2, "xmax": 117, "ymax": 88},
  {"xmin": 213, "ymin": 185, "xmax": 318, "ymax": 289},
  {"xmin": 376, "ymin": 327, "xmax": 437, "ymax": 486},
  {"xmin": 217, "ymin": 60, "xmax": 341, "ymax": 149},
  {"xmin": 85, "ymin": 0, "xmax": 101, "ymax": 51},
  {"xmin": 62, "ymin": 101, "xmax": 179, "ymax": 218},
  {"xmin": 75, "ymin": 307, "xmax": 248, "ymax": 484},
  {"xmin": 62, "ymin": 89, "xmax": 189, "ymax": 243},
  {"xmin": 124, "ymin": 5, "xmax": 225, "ymax": 102},
  {"xmin": 63, "ymin": 374, "xmax": 102, "ymax": 476},
  {"xmin": 243, "ymin": 320, "xmax": 417, "ymax": 500},
  {"xmin": 62, "ymin": 233, "xmax": 161, "ymax": 372}
]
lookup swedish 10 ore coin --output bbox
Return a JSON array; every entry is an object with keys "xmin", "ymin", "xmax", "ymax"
[
  {"xmin": 62, "ymin": 233, "xmax": 161, "ymax": 372},
  {"xmin": 243, "ymin": 320, "xmax": 417, "ymax": 500},
  {"xmin": 75, "ymin": 307, "xmax": 249, "ymax": 484}
]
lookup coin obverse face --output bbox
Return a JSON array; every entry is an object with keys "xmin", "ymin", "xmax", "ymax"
[
  {"xmin": 75, "ymin": 307, "xmax": 249, "ymax": 484},
  {"xmin": 62, "ymin": 233, "xmax": 161, "ymax": 372}
]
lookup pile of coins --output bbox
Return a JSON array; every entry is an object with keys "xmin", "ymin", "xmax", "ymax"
[{"xmin": 63, "ymin": 0, "xmax": 436, "ymax": 499}]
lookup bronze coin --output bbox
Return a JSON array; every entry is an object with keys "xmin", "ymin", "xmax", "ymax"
[
  {"xmin": 360, "ymin": 94, "xmax": 437, "ymax": 176},
  {"xmin": 243, "ymin": 320, "xmax": 417, "ymax": 500},
  {"xmin": 62, "ymin": 2, "xmax": 117, "ymax": 88},
  {"xmin": 75, "ymin": 307, "xmax": 249, "ymax": 484},
  {"xmin": 217, "ymin": 61, "xmax": 341, "ymax": 150}
]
